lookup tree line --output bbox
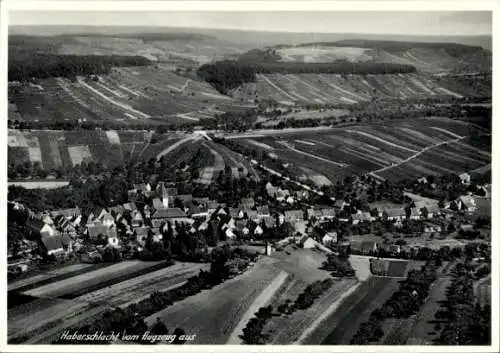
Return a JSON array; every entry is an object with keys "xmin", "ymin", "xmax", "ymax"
[
  {"xmin": 197, "ymin": 60, "xmax": 417, "ymax": 94},
  {"xmin": 9, "ymin": 53, "xmax": 152, "ymax": 82}
]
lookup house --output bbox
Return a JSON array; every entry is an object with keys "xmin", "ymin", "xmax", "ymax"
[
  {"xmin": 107, "ymin": 227, "xmax": 120, "ymax": 247},
  {"xmin": 242, "ymin": 227, "xmax": 250, "ymax": 236},
  {"xmin": 334, "ymin": 199, "xmax": 347, "ymax": 210},
  {"xmin": 460, "ymin": 224, "xmax": 474, "ymax": 231},
  {"xmin": 39, "ymin": 235, "xmax": 64, "ymax": 257},
  {"xmin": 153, "ymin": 198, "xmax": 166, "ymax": 210},
  {"xmin": 225, "ymin": 228, "xmax": 237, "ymax": 239},
  {"xmin": 417, "ymin": 177, "xmax": 428, "ymax": 184},
  {"xmin": 459, "ymin": 172, "xmax": 471, "ymax": 185},
  {"xmin": 385, "ymin": 208, "xmax": 406, "ymax": 221},
  {"xmin": 284, "ymin": 210, "xmax": 304, "ymax": 223},
  {"xmin": 189, "ymin": 205, "xmax": 209, "ymax": 219},
  {"xmin": 265, "ymin": 182, "xmax": 277, "ymax": 198},
  {"xmin": 135, "ymin": 227, "xmax": 150, "ymax": 245},
  {"xmin": 131, "ymin": 210, "xmax": 144, "ymax": 228},
  {"xmin": 286, "ymin": 196, "xmax": 295, "ymax": 205},
  {"xmin": 351, "ymin": 241, "xmax": 378, "ymax": 255},
  {"xmin": 408, "ymin": 207, "xmax": 421, "ymax": 220},
  {"xmin": 256, "ymin": 205, "xmax": 270, "ymax": 217},
  {"xmin": 152, "ymin": 208, "xmax": 188, "ymax": 222},
  {"xmin": 42, "ymin": 215, "xmax": 54, "ymax": 225},
  {"xmin": 241, "ymin": 198, "xmax": 255, "ymax": 208},
  {"xmin": 457, "ymin": 195, "xmax": 477, "ymax": 212},
  {"xmin": 152, "ymin": 228, "xmax": 163, "ymax": 243},
  {"xmin": 81, "ymin": 250, "xmax": 102, "ymax": 263},
  {"xmin": 413, "ymin": 200, "xmax": 440, "ymax": 218},
  {"xmin": 424, "ymin": 224, "xmax": 442, "ymax": 233},
  {"xmin": 123, "ymin": 202, "xmax": 137, "ymax": 212},
  {"xmin": 263, "ymin": 216, "xmax": 276, "ymax": 229},
  {"xmin": 295, "ymin": 190, "xmax": 310, "ymax": 201},
  {"xmin": 217, "ymin": 208, "xmax": 228, "ymax": 217},
  {"xmin": 352, "ymin": 210, "xmax": 373, "ymax": 224},
  {"xmin": 87, "ymin": 223, "xmax": 110, "ymax": 240},
  {"xmin": 300, "ymin": 236, "xmax": 318, "ymax": 249},
  {"xmin": 276, "ymin": 189, "xmax": 290, "ymax": 202},
  {"xmin": 101, "ymin": 213, "xmax": 116, "ymax": 228},
  {"xmin": 254, "ymin": 225, "xmax": 264, "ymax": 236},
  {"xmin": 322, "ymin": 232, "xmax": 337, "ymax": 245},
  {"xmin": 40, "ymin": 223, "xmax": 57, "ymax": 237},
  {"xmin": 229, "ymin": 208, "xmax": 244, "ymax": 219}
]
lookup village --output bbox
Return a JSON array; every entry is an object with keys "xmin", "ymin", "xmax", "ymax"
[{"xmin": 7, "ymin": 165, "xmax": 489, "ymax": 278}]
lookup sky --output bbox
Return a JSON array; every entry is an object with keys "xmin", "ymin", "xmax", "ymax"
[{"xmin": 9, "ymin": 11, "xmax": 492, "ymax": 35}]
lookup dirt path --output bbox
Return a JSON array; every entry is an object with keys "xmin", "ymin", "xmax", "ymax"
[
  {"xmin": 370, "ymin": 136, "xmax": 465, "ymax": 175},
  {"xmin": 348, "ymin": 129, "xmax": 419, "ymax": 153},
  {"xmin": 293, "ymin": 281, "xmax": 360, "ymax": 344},
  {"xmin": 156, "ymin": 136, "xmax": 198, "ymax": 161},
  {"xmin": 77, "ymin": 78, "xmax": 150, "ymax": 119},
  {"xmin": 278, "ymin": 141, "xmax": 347, "ymax": 168},
  {"xmin": 226, "ymin": 271, "xmax": 288, "ymax": 344}
]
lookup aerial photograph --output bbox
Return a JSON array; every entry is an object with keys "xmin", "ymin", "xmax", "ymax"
[{"xmin": 5, "ymin": 8, "xmax": 493, "ymax": 347}]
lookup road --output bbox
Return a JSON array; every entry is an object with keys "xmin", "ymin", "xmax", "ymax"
[{"xmin": 156, "ymin": 136, "xmax": 199, "ymax": 161}]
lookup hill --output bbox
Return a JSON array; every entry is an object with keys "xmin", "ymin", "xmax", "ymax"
[{"xmin": 272, "ymin": 40, "xmax": 491, "ymax": 74}]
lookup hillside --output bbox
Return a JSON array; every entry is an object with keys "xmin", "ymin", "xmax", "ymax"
[
  {"xmin": 272, "ymin": 40, "xmax": 491, "ymax": 74},
  {"xmin": 230, "ymin": 73, "xmax": 490, "ymax": 105}
]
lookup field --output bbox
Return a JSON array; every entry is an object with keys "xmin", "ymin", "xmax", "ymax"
[
  {"xmin": 231, "ymin": 117, "xmax": 491, "ymax": 183},
  {"xmin": 144, "ymin": 248, "xmax": 348, "ymax": 344},
  {"xmin": 275, "ymin": 44, "xmax": 491, "ymax": 74},
  {"xmin": 7, "ymin": 180, "xmax": 70, "ymax": 189},
  {"xmin": 9, "ymin": 66, "xmax": 254, "ymax": 124},
  {"xmin": 22, "ymin": 260, "xmax": 168, "ymax": 298},
  {"xmin": 302, "ymin": 277, "xmax": 401, "ymax": 344},
  {"xmin": 370, "ymin": 259, "xmax": 419, "ymax": 277},
  {"xmin": 8, "ymin": 260, "xmax": 206, "ymax": 344},
  {"xmin": 231, "ymin": 73, "xmax": 473, "ymax": 105},
  {"xmin": 7, "ymin": 129, "xmax": 193, "ymax": 170}
]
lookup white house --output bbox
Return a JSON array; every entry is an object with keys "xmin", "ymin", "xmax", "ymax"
[
  {"xmin": 459, "ymin": 173, "xmax": 471, "ymax": 185},
  {"xmin": 322, "ymin": 232, "xmax": 337, "ymax": 245},
  {"xmin": 254, "ymin": 225, "xmax": 264, "ymax": 236}
]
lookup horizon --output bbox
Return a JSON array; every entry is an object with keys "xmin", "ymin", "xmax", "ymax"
[{"xmin": 9, "ymin": 11, "xmax": 492, "ymax": 36}]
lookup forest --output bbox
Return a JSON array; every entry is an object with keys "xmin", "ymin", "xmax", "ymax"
[{"xmin": 8, "ymin": 53, "xmax": 152, "ymax": 81}]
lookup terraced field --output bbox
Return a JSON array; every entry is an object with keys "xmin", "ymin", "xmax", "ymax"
[
  {"xmin": 7, "ymin": 129, "xmax": 194, "ymax": 169},
  {"xmin": 230, "ymin": 117, "xmax": 490, "ymax": 183},
  {"xmin": 232, "ymin": 73, "xmax": 468, "ymax": 105},
  {"xmin": 9, "ymin": 66, "xmax": 254, "ymax": 124}
]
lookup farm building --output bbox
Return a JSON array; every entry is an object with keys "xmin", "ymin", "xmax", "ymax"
[
  {"xmin": 256, "ymin": 205, "xmax": 270, "ymax": 217},
  {"xmin": 385, "ymin": 208, "xmax": 406, "ymax": 221},
  {"xmin": 322, "ymin": 232, "xmax": 337, "ymax": 245},
  {"xmin": 351, "ymin": 240, "xmax": 378, "ymax": 255},
  {"xmin": 300, "ymin": 236, "xmax": 318, "ymax": 249},
  {"xmin": 135, "ymin": 227, "xmax": 151, "ymax": 245},
  {"xmin": 352, "ymin": 210, "xmax": 373, "ymax": 224},
  {"xmin": 284, "ymin": 210, "xmax": 305, "ymax": 223},
  {"xmin": 40, "ymin": 223, "xmax": 57, "ymax": 237},
  {"xmin": 131, "ymin": 210, "xmax": 144, "ymax": 228},
  {"xmin": 151, "ymin": 207, "xmax": 188, "ymax": 221},
  {"xmin": 457, "ymin": 195, "xmax": 477, "ymax": 212},
  {"xmin": 39, "ymin": 235, "xmax": 64, "ymax": 257},
  {"xmin": 263, "ymin": 216, "xmax": 277, "ymax": 229},
  {"xmin": 408, "ymin": 208, "xmax": 421, "ymax": 220},
  {"xmin": 334, "ymin": 199, "xmax": 348, "ymax": 210},
  {"xmin": 459, "ymin": 172, "xmax": 471, "ymax": 185}
]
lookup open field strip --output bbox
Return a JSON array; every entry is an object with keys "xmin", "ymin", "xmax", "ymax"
[
  {"xmin": 347, "ymin": 129, "xmax": 419, "ymax": 153},
  {"xmin": 259, "ymin": 75, "xmax": 298, "ymax": 102},
  {"xmin": 75, "ymin": 262, "xmax": 209, "ymax": 307},
  {"xmin": 320, "ymin": 76, "xmax": 366, "ymax": 101},
  {"xmin": 23, "ymin": 260, "xmax": 164, "ymax": 298},
  {"xmin": 175, "ymin": 113, "xmax": 200, "ymax": 121},
  {"xmin": 246, "ymin": 139, "xmax": 274, "ymax": 150},
  {"xmin": 77, "ymin": 78, "xmax": 150, "ymax": 119},
  {"xmin": 294, "ymin": 281, "xmax": 361, "ymax": 344},
  {"xmin": 23, "ymin": 305, "xmax": 110, "ymax": 344},
  {"xmin": 340, "ymin": 146, "xmax": 389, "ymax": 167},
  {"xmin": 278, "ymin": 141, "xmax": 347, "ymax": 168},
  {"xmin": 96, "ymin": 81, "xmax": 127, "ymax": 98},
  {"xmin": 454, "ymin": 141, "xmax": 492, "ymax": 157},
  {"xmin": 144, "ymin": 262, "xmax": 283, "ymax": 344},
  {"xmin": 370, "ymin": 136, "xmax": 465, "ymax": 175},
  {"xmin": 430, "ymin": 126, "xmax": 463, "ymax": 139},
  {"xmin": 409, "ymin": 76, "xmax": 436, "ymax": 95},
  {"xmin": 398, "ymin": 127, "xmax": 444, "ymax": 145},
  {"xmin": 8, "ymin": 298, "xmax": 94, "ymax": 339},
  {"xmin": 295, "ymin": 140, "xmax": 316, "ymax": 146},
  {"xmin": 155, "ymin": 136, "xmax": 198, "ymax": 161},
  {"xmin": 226, "ymin": 271, "xmax": 289, "ymax": 344},
  {"xmin": 55, "ymin": 78, "xmax": 91, "ymax": 109}
]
